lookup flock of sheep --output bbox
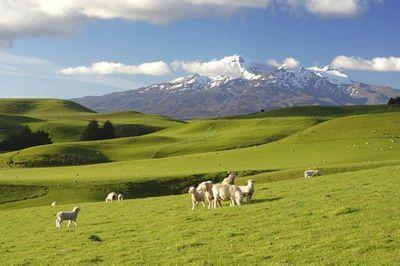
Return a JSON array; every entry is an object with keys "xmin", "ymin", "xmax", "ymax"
[
  {"xmin": 54, "ymin": 169, "xmax": 320, "ymax": 228},
  {"xmin": 188, "ymin": 172, "xmax": 255, "ymax": 210}
]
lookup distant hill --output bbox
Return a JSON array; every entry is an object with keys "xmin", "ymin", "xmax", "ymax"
[
  {"xmin": 73, "ymin": 55, "xmax": 400, "ymax": 119},
  {"xmin": 0, "ymin": 98, "xmax": 95, "ymax": 117},
  {"xmin": 230, "ymin": 105, "xmax": 400, "ymax": 119},
  {"xmin": 0, "ymin": 99, "xmax": 182, "ymax": 143}
]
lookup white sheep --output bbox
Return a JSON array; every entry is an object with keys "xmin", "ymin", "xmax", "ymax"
[
  {"xmin": 222, "ymin": 172, "xmax": 236, "ymax": 185},
  {"xmin": 304, "ymin": 169, "xmax": 321, "ymax": 178},
  {"xmin": 188, "ymin": 187, "xmax": 206, "ymax": 210},
  {"xmin": 238, "ymin": 179, "xmax": 255, "ymax": 203},
  {"xmin": 117, "ymin": 194, "xmax": 124, "ymax": 202},
  {"xmin": 196, "ymin": 181, "xmax": 214, "ymax": 209},
  {"xmin": 211, "ymin": 184, "xmax": 243, "ymax": 208},
  {"xmin": 51, "ymin": 201, "xmax": 58, "ymax": 207},
  {"xmin": 56, "ymin": 206, "xmax": 80, "ymax": 229},
  {"xmin": 105, "ymin": 192, "xmax": 118, "ymax": 202}
]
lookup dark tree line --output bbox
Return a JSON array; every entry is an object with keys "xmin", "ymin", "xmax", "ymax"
[
  {"xmin": 388, "ymin": 97, "xmax": 400, "ymax": 107},
  {"xmin": 0, "ymin": 126, "xmax": 52, "ymax": 151},
  {"xmin": 81, "ymin": 120, "xmax": 116, "ymax": 141}
]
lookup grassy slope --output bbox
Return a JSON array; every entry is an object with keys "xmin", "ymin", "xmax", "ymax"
[
  {"xmin": 1, "ymin": 112, "xmax": 398, "ymax": 182},
  {"xmin": 0, "ymin": 165, "xmax": 398, "ymax": 264},
  {"xmin": 1, "ymin": 116, "xmax": 318, "ymax": 166}
]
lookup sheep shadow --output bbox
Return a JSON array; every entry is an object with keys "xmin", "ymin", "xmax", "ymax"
[{"xmin": 247, "ymin": 196, "xmax": 283, "ymax": 204}]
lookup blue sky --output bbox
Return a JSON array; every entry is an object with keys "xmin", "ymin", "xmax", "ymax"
[{"xmin": 0, "ymin": 0, "xmax": 399, "ymax": 98}]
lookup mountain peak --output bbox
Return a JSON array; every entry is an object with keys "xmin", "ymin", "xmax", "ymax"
[{"xmin": 222, "ymin": 54, "xmax": 245, "ymax": 64}]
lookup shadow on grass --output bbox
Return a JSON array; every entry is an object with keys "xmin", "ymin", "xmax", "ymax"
[{"xmin": 248, "ymin": 196, "xmax": 283, "ymax": 204}]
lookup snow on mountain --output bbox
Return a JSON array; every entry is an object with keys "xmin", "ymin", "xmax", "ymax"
[
  {"xmin": 145, "ymin": 56, "xmax": 354, "ymax": 92},
  {"xmin": 307, "ymin": 65, "xmax": 353, "ymax": 84}
]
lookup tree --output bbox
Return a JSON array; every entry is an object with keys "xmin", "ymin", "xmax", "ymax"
[
  {"xmin": 100, "ymin": 120, "xmax": 116, "ymax": 140},
  {"xmin": 0, "ymin": 126, "xmax": 52, "ymax": 151},
  {"xmin": 388, "ymin": 97, "xmax": 400, "ymax": 107},
  {"xmin": 33, "ymin": 130, "xmax": 53, "ymax": 146},
  {"xmin": 81, "ymin": 120, "xmax": 100, "ymax": 141}
]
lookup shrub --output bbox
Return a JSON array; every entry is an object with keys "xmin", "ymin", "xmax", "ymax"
[{"xmin": 387, "ymin": 97, "xmax": 400, "ymax": 107}]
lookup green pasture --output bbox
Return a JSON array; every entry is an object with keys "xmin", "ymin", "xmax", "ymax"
[{"xmin": 0, "ymin": 165, "xmax": 398, "ymax": 264}]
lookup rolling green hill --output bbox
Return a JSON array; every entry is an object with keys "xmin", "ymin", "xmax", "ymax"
[
  {"xmin": 0, "ymin": 116, "xmax": 319, "ymax": 167},
  {"xmin": 0, "ymin": 98, "xmax": 94, "ymax": 117}
]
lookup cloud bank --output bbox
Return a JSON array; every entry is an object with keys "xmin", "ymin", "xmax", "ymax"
[
  {"xmin": 172, "ymin": 57, "xmax": 242, "ymax": 77},
  {"xmin": 60, "ymin": 61, "xmax": 171, "ymax": 76},
  {"xmin": 331, "ymin": 56, "xmax": 400, "ymax": 72},
  {"xmin": 0, "ymin": 0, "xmax": 381, "ymax": 47}
]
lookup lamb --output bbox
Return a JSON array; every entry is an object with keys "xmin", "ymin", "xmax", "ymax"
[
  {"xmin": 196, "ymin": 181, "xmax": 214, "ymax": 209},
  {"xmin": 117, "ymin": 194, "xmax": 124, "ymax": 202},
  {"xmin": 238, "ymin": 179, "xmax": 255, "ymax": 203},
  {"xmin": 222, "ymin": 172, "xmax": 236, "ymax": 185},
  {"xmin": 304, "ymin": 169, "xmax": 321, "ymax": 178},
  {"xmin": 211, "ymin": 183, "xmax": 243, "ymax": 208},
  {"xmin": 105, "ymin": 192, "xmax": 118, "ymax": 202},
  {"xmin": 188, "ymin": 187, "xmax": 206, "ymax": 210},
  {"xmin": 56, "ymin": 206, "xmax": 80, "ymax": 229}
]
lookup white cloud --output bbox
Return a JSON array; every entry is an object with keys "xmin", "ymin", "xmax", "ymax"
[
  {"xmin": 60, "ymin": 61, "xmax": 171, "ymax": 76},
  {"xmin": 277, "ymin": 0, "xmax": 379, "ymax": 17},
  {"xmin": 0, "ymin": 0, "xmax": 270, "ymax": 47},
  {"xmin": 267, "ymin": 57, "xmax": 300, "ymax": 69},
  {"xmin": 305, "ymin": 0, "xmax": 361, "ymax": 17},
  {"xmin": 0, "ymin": 51, "xmax": 143, "ymax": 90},
  {"xmin": 331, "ymin": 55, "xmax": 400, "ymax": 72},
  {"xmin": 172, "ymin": 57, "xmax": 242, "ymax": 77},
  {"xmin": 0, "ymin": 0, "xmax": 383, "ymax": 47}
]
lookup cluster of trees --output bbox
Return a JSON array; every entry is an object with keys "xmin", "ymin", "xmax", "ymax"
[
  {"xmin": 387, "ymin": 97, "xmax": 400, "ymax": 106},
  {"xmin": 0, "ymin": 126, "xmax": 52, "ymax": 151},
  {"xmin": 81, "ymin": 120, "xmax": 116, "ymax": 141}
]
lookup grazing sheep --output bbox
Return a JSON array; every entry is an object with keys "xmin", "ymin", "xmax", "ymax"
[
  {"xmin": 197, "ymin": 181, "xmax": 214, "ymax": 209},
  {"xmin": 51, "ymin": 201, "xmax": 58, "ymax": 207},
  {"xmin": 304, "ymin": 169, "xmax": 321, "ymax": 178},
  {"xmin": 188, "ymin": 187, "xmax": 206, "ymax": 210},
  {"xmin": 105, "ymin": 192, "xmax": 118, "ymax": 203},
  {"xmin": 117, "ymin": 194, "xmax": 124, "ymax": 202},
  {"xmin": 56, "ymin": 206, "xmax": 80, "ymax": 229},
  {"xmin": 238, "ymin": 179, "xmax": 255, "ymax": 203},
  {"xmin": 222, "ymin": 172, "xmax": 236, "ymax": 185},
  {"xmin": 211, "ymin": 184, "xmax": 243, "ymax": 208}
]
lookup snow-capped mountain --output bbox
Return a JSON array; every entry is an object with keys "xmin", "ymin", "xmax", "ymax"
[{"xmin": 73, "ymin": 55, "xmax": 400, "ymax": 119}]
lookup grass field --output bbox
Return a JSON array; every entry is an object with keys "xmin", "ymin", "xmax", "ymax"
[
  {"xmin": 0, "ymin": 99, "xmax": 399, "ymax": 264},
  {"xmin": 0, "ymin": 165, "xmax": 398, "ymax": 264}
]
